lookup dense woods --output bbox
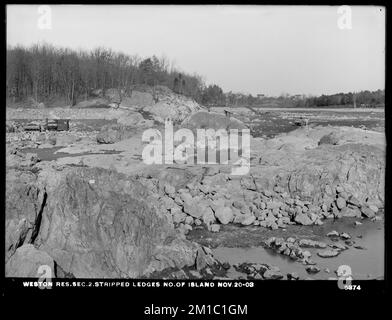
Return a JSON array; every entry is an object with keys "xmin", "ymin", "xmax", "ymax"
[
  {"xmin": 6, "ymin": 43, "xmax": 206, "ymax": 105},
  {"xmin": 6, "ymin": 43, "xmax": 385, "ymax": 108},
  {"xmin": 200, "ymin": 90, "xmax": 385, "ymax": 108},
  {"xmin": 294, "ymin": 90, "xmax": 385, "ymax": 108}
]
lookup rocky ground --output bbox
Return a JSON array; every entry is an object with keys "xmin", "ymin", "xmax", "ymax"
[{"xmin": 5, "ymin": 89, "xmax": 385, "ymax": 280}]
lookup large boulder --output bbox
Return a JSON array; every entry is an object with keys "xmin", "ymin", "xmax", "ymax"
[
  {"xmin": 117, "ymin": 112, "xmax": 144, "ymax": 126},
  {"xmin": 285, "ymin": 144, "xmax": 384, "ymax": 207},
  {"xmin": 33, "ymin": 167, "xmax": 203, "ymax": 278},
  {"xmin": 5, "ymin": 169, "xmax": 47, "ymax": 262},
  {"xmin": 5, "ymin": 165, "xmax": 215, "ymax": 278},
  {"xmin": 251, "ymin": 143, "xmax": 385, "ymax": 209},
  {"xmin": 183, "ymin": 197, "xmax": 211, "ymax": 219},
  {"xmin": 143, "ymin": 88, "xmax": 202, "ymax": 123},
  {"xmin": 141, "ymin": 166, "xmax": 205, "ymax": 191},
  {"xmin": 6, "ymin": 244, "xmax": 55, "ymax": 277},
  {"xmin": 117, "ymin": 111, "xmax": 153, "ymax": 127},
  {"xmin": 294, "ymin": 213, "xmax": 313, "ymax": 226},
  {"xmin": 181, "ymin": 111, "xmax": 247, "ymax": 132},
  {"xmin": 318, "ymin": 132, "xmax": 339, "ymax": 145},
  {"xmin": 214, "ymin": 206, "xmax": 234, "ymax": 225}
]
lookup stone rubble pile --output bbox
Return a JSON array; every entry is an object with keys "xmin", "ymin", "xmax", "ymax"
[
  {"xmin": 233, "ymin": 262, "xmax": 285, "ymax": 280},
  {"xmin": 262, "ymin": 235, "xmax": 355, "ymax": 277},
  {"xmin": 264, "ymin": 237, "xmax": 316, "ymax": 265},
  {"xmin": 148, "ymin": 172, "xmax": 381, "ymax": 235},
  {"xmin": 143, "ymin": 94, "xmax": 202, "ymax": 124}
]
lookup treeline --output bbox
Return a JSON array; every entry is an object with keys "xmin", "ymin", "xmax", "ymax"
[
  {"xmin": 203, "ymin": 90, "xmax": 385, "ymax": 108},
  {"xmin": 6, "ymin": 43, "xmax": 384, "ymax": 108},
  {"xmin": 6, "ymin": 43, "xmax": 206, "ymax": 105},
  {"xmin": 295, "ymin": 90, "xmax": 385, "ymax": 108}
]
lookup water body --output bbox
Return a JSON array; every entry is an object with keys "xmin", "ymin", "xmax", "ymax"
[
  {"xmin": 212, "ymin": 218, "xmax": 384, "ymax": 280},
  {"xmin": 21, "ymin": 147, "xmax": 121, "ymax": 161},
  {"xmin": 248, "ymin": 114, "xmax": 384, "ymax": 138}
]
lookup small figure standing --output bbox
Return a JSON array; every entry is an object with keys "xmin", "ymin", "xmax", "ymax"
[{"xmin": 304, "ymin": 118, "xmax": 309, "ymax": 134}]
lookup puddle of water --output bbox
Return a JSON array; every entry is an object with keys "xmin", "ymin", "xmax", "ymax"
[
  {"xmin": 21, "ymin": 147, "xmax": 121, "ymax": 161},
  {"xmin": 249, "ymin": 118, "xmax": 384, "ymax": 138},
  {"xmin": 213, "ymin": 219, "xmax": 384, "ymax": 280}
]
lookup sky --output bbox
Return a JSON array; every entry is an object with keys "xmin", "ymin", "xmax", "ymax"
[{"xmin": 6, "ymin": 5, "xmax": 385, "ymax": 96}]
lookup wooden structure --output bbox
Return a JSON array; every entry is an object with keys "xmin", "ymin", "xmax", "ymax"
[
  {"xmin": 23, "ymin": 119, "xmax": 70, "ymax": 131},
  {"xmin": 45, "ymin": 118, "xmax": 70, "ymax": 131}
]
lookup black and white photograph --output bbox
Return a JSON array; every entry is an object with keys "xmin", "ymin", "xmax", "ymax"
[{"xmin": 2, "ymin": 4, "xmax": 387, "ymax": 301}]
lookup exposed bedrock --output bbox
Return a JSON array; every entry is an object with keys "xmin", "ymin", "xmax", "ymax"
[
  {"xmin": 136, "ymin": 141, "xmax": 384, "ymax": 232},
  {"xmin": 181, "ymin": 110, "xmax": 247, "ymax": 132},
  {"xmin": 6, "ymin": 169, "xmax": 47, "ymax": 262},
  {"xmin": 5, "ymin": 167, "xmax": 217, "ymax": 278},
  {"xmin": 251, "ymin": 143, "xmax": 385, "ymax": 208},
  {"xmin": 5, "ymin": 126, "xmax": 385, "ymax": 278},
  {"xmin": 5, "ymin": 244, "xmax": 55, "ymax": 278}
]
